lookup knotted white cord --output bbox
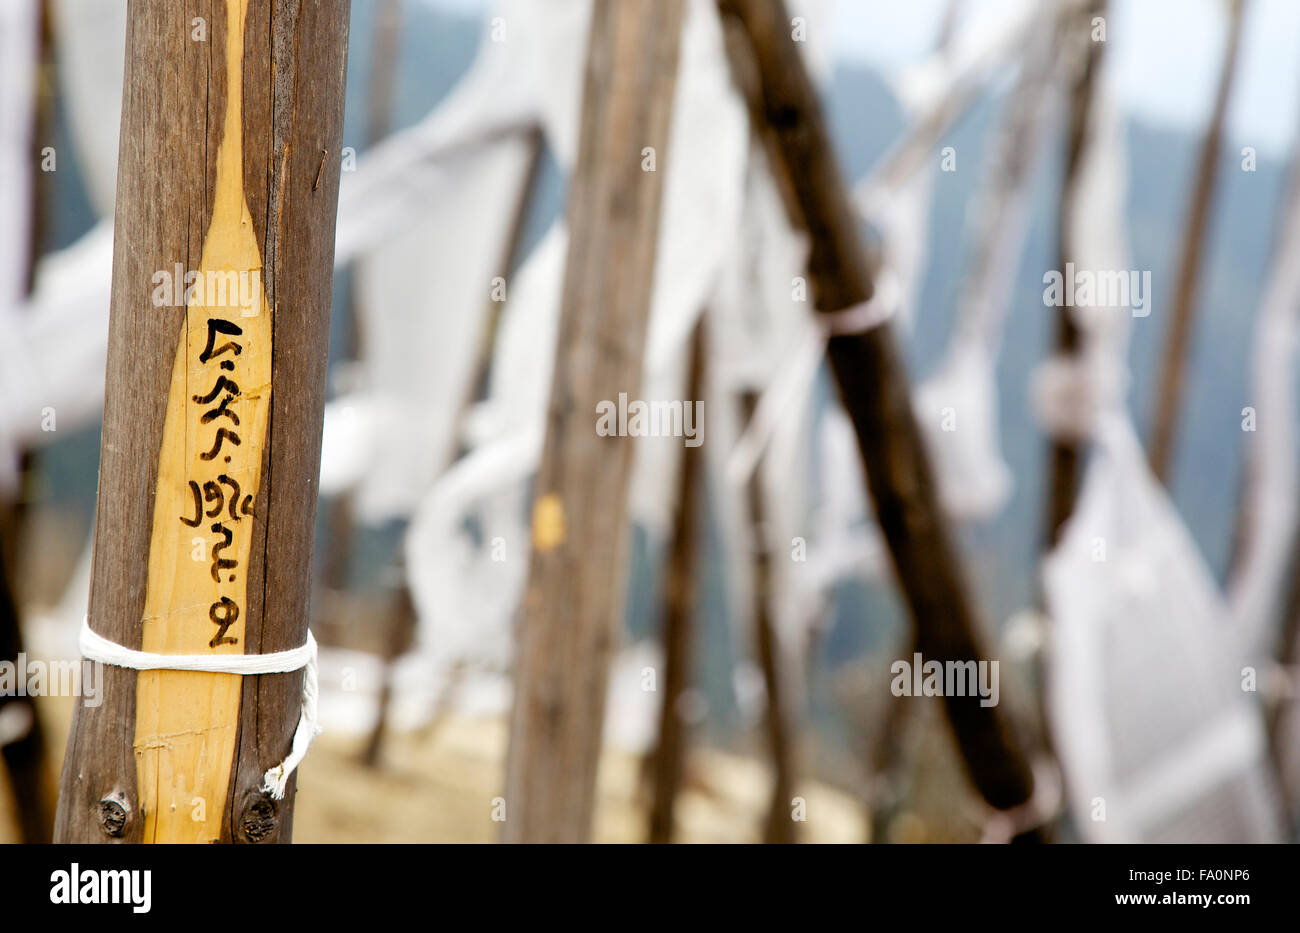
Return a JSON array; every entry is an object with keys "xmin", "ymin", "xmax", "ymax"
[
  {"xmin": 817, "ymin": 267, "xmax": 902, "ymax": 338},
  {"xmin": 725, "ymin": 267, "xmax": 904, "ymax": 489},
  {"xmin": 78, "ymin": 618, "xmax": 320, "ymax": 800}
]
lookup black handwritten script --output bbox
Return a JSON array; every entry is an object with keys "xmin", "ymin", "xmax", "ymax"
[{"xmin": 180, "ymin": 318, "xmax": 255, "ymax": 648}]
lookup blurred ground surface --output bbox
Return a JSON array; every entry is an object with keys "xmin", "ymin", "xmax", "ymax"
[{"xmin": 1, "ymin": 689, "xmax": 868, "ymax": 844}]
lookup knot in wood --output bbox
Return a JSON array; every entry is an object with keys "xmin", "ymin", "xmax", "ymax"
[
  {"xmin": 98, "ymin": 794, "xmax": 129, "ymax": 837},
  {"xmin": 240, "ymin": 795, "xmax": 278, "ymax": 843}
]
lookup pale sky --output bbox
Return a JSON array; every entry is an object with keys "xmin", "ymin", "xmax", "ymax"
[{"xmin": 422, "ymin": 0, "xmax": 1300, "ymax": 157}]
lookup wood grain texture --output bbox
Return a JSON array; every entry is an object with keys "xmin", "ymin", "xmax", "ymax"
[
  {"xmin": 719, "ymin": 0, "xmax": 1038, "ymax": 817},
  {"xmin": 503, "ymin": 0, "xmax": 685, "ymax": 843},
  {"xmin": 54, "ymin": 0, "xmax": 349, "ymax": 844}
]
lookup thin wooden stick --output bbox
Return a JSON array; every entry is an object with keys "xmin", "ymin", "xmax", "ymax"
[
  {"xmin": 740, "ymin": 389, "xmax": 800, "ymax": 843},
  {"xmin": 647, "ymin": 319, "xmax": 707, "ymax": 844},
  {"xmin": 1147, "ymin": 0, "xmax": 1248, "ymax": 481}
]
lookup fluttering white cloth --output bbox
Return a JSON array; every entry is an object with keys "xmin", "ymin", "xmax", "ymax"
[
  {"xmin": 50, "ymin": 0, "xmax": 126, "ymax": 220},
  {"xmin": 1044, "ymin": 414, "xmax": 1281, "ymax": 842},
  {"xmin": 1226, "ymin": 159, "xmax": 1300, "ymax": 665},
  {"xmin": 1040, "ymin": 59, "xmax": 1283, "ymax": 842}
]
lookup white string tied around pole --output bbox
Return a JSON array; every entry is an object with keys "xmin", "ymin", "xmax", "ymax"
[{"xmin": 78, "ymin": 618, "xmax": 320, "ymax": 800}]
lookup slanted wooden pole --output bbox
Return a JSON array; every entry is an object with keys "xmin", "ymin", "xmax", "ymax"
[
  {"xmin": 54, "ymin": 0, "xmax": 350, "ymax": 843},
  {"xmin": 460, "ymin": 125, "xmax": 545, "ymax": 427},
  {"xmin": 1043, "ymin": 0, "xmax": 1107, "ymax": 548},
  {"xmin": 647, "ymin": 319, "xmax": 706, "ymax": 844},
  {"xmin": 719, "ymin": 0, "xmax": 1039, "ymax": 822},
  {"xmin": 503, "ymin": 0, "xmax": 685, "ymax": 843},
  {"xmin": 1147, "ymin": 0, "xmax": 1247, "ymax": 481}
]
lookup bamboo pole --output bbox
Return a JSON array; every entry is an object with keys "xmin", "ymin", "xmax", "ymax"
[
  {"xmin": 54, "ymin": 0, "xmax": 350, "ymax": 843},
  {"xmin": 1147, "ymin": 0, "xmax": 1247, "ymax": 481},
  {"xmin": 503, "ymin": 0, "xmax": 685, "ymax": 843},
  {"xmin": 647, "ymin": 319, "xmax": 706, "ymax": 844},
  {"xmin": 718, "ymin": 0, "xmax": 1039, "ymax": 824}
]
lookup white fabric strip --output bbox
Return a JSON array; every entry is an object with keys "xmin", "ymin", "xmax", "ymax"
[
  {"xmin": 817, "ymin": 268, "xmax": 901, "ymax": 337},
  {"xmin": 78, "ymin": 619, "xmax": 320, "ymax": 800}
]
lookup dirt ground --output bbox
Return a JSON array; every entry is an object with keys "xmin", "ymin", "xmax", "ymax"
[{"xmin": 1, "ymin": 691, "xmax": 867, "ymax": 844}]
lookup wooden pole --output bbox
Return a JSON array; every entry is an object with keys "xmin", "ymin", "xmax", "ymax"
[
  {"xmin": 54, "ymin": 0, "xmax": 350, "ymax": 844},
  {"xmin": 1043, "ymin": 0, "xmax": 1107, "ymax": 549},
  {"xmin": 320, "ymin": 0, "xmax": 404, "ymax": 603},
  {"xmin": 1147, "ymin": 0, "xmax": 1247, "ymax": 481},
  {"xmin": 0, "ymin": 0, "xmax": 55, "ymax": 845},
  {"xmin": 718, "ymin": 0, "xmax": 1039, "ymax": 821},
  {"xmin": 503, "ymin": 0, "xmax": 685, "ymax": 843},
  {"xmin": 740, "ymin": 389, "xmax": 800, "ymax": 843},
  {"xmin": 0, "ymin": 536, "xmax": 53, "ymax": 843},
  {"xmin": 647, "ymin": 319, "xmax": 706, "ymax": 844}
]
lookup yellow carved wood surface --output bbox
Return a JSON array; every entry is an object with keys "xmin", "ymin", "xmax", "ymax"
[{"xmin": 134, "ymin": 0, "xmax": 272, "ymax": 843}]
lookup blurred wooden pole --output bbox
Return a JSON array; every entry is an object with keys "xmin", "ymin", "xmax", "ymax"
[
  {"xmin": 0, "ymin": 535, "xmax": 53, "ymax": 843},
  {"xmin": 740, "ymin": 390, "xmax": 800, "ymax": 843},
  {"xmin": 718, "ymin": 0, "xmax": 1040, "ymax": 827},
  {"xmin": 321, "ymin": 0, "xmax": 404, "ymax": 601},
  {"xmin": 503, "ymin": 0, "xmax": 684, "ymax": 843},
  {"xmin": 1147, "ymin": 0, "xmax": 1247, "ymax": 481},
  {"xmin": 55, "ymin": 0, "xmax": 350, "ymax": 843},
  {"xmin": 0, "ymin": 0, "xmax": 55, "ymax": 845},
  {"xmin": 1043, "ymin": 0, "xmax": 1107, "ymax": 549},
  {"xmin": 647, "ymin": 319, "xmax": 706, "ymax": 844}
]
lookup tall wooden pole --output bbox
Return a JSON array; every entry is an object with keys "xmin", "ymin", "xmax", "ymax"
[
  {"xmin": 1147, "ymin": 0, "xmax": 1247, "ymax": 481},
  {"xmin": 719, "ymin": 0, "xmax": 1039, "ymax": 822},
  {"xmin": 1043, "ymin": 0, "xmax": 1107, "ymax": 548},
  {"xmin": 503, "ymin": 0, "xmax": 685, "ymax": 843},
  {"xmin": 55, "ymin": 0, "xmax": 350, "ymax": 843},
  {"xmin": 647, "ymin": 320, "xmax": 706, "ymax": 844}
]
